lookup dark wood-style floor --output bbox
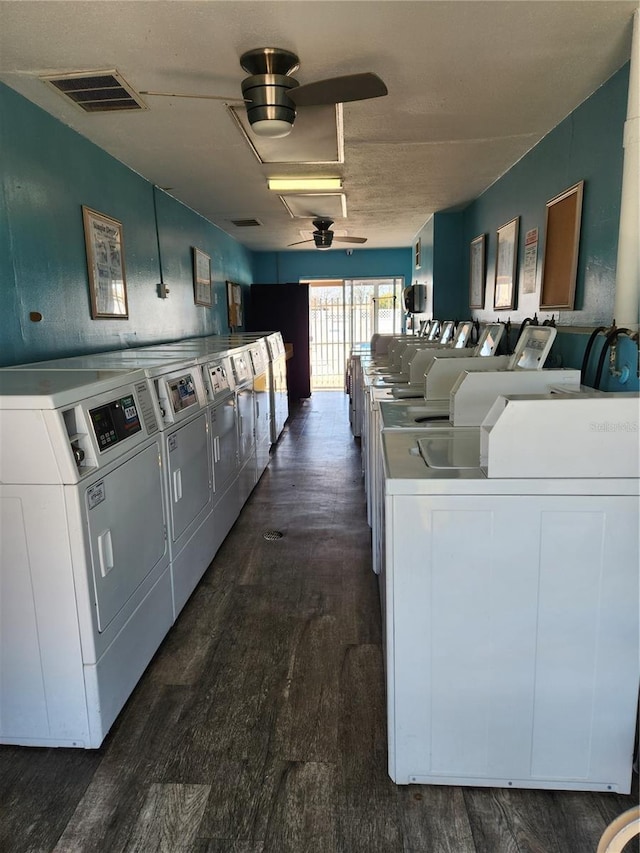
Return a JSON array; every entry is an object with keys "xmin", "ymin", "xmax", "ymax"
[{"xmin": 1, "ymin": 391, "xmax": 638, "ymax": 853}]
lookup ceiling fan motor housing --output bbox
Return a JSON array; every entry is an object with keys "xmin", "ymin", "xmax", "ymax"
[
  {"xmin": 313, "ymin": 220, "xmax": 334, "ymax": 249},
  {"xmin": 240, "ymin": 48, "xmax": 300, "ymax": 137},
  {"xmin": 241, "ymin": 73, "xmax": 298, "ymax": 132}
]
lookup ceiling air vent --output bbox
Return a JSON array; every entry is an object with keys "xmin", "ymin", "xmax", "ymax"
[
  {"xmin": 230, "ymin": 219, "xmax": 262, "ymax": 227},
  {"xmin": 41, "ymin": 70, "xmax": 147, "ymax": 113}
]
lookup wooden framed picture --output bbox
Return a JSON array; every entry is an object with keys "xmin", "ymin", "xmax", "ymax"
[
  {"xmin": 82, "ymin": 206, "xmax": 129, "ymax": 319},
  {"xmin": 192, "ymin": 247, "xmax": 212, "ymax": 306},
  {"xmin": 493, "ymin": 216, "xmax": 519, "ymax": 310},
  {"xmin": 226, "ymin": 280, "xmax": 243, "ymax": 330},
  {"xmin": 540, "ymin": 181, "xmax": 584, "ymax": 310},
  {"xmin": 469, "ymin": 234, "xmax": 486, "ymax": 309}
]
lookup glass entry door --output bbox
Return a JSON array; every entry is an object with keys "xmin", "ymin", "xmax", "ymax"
[{"xmin": 307, "ymin": 278, "xmax": 403, "ymax": 390}]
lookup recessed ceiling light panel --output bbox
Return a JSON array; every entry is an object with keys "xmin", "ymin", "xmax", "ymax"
[{"xmin": 267, "ymin": 178, "xmax": 342, "ymax": 192}]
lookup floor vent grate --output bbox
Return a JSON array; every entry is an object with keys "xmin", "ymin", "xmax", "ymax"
[{"xmin": 263, "ymin": 530, "xmax": 284, "ymax": 541}]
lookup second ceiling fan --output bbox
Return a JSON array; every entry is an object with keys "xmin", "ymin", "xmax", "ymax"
[{"xmin": 288, "ymin": 219, "xmax": 368, "ymax": 250}]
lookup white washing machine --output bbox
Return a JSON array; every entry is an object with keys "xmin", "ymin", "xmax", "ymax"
[
  {"xmin": 0, "ymin": 369, "xmax": 172, "ymax": 748},
  {"xmin": 380, "ymin": 393, "xmax": 639, "ymax": 791},
  {"xmin": 379, "ymin": 322, "xmax": 506, "ymax": 395},
  {"xmin": 200, "ymin": 352, "xmax": 241, "ymax": 555}
]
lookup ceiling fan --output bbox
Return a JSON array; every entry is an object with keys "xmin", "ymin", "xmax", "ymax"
[
  {"xmin": 141, "ymin": 47, "xmax": 387, "ymax": 138},
  {"xmin": 288, "ymin": 218, "xmax": 368, "ymax": 250}
]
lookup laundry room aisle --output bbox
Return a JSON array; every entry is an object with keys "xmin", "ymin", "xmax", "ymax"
[{"xmin": 1, "ymin": 391, "xmax": 638, "ymax": 853}]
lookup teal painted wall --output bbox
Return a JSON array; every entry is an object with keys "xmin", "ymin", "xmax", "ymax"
[
  {"xmin": 251, "ymin": 247, "xmax": 412, "ymax": 287},
  {"xmin": 433, "ymin": 212, "xmax": 466, "ymax": 319},
  {"xmin": 412, "ymin": 212, "xmax": 467, "ymax": 320},
  {"xmin": 463, "ymin": 64, "xmax": 629, "ymax": 327},
  {"xmin": 0, "ymin": 84, "xmax": 253, "ymax": 367},
  {"xmin": 413, "ymin": 65, "xmax": 630, "ymax": 329},
  {"xmin": 410, "ymin": 64, "xmax": 637, "ymax": 390}
]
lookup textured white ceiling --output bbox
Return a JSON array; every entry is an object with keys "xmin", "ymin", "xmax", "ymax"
[{"xmin": 0, "ymin": 0, "xmax": 636, "ymax": 252}]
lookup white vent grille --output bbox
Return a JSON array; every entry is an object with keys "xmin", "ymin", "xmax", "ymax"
[{"xmin": 41, "ymin": 70, "xmax": 147, "ymax": 113}]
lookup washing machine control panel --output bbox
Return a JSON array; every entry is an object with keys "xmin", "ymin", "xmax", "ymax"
[{"xmin": 89, "ymin": 395, "xmax": 142, "ymax": 451}]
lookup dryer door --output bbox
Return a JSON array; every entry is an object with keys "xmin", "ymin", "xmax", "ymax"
[
  {"xmin": 210, "ymin": 398, "xmax": 238, "ymax": 499},
  {"xmin": 167, "ymin": 411, "xmax": 211, "ymax": 543},
  {"xmin": 85, "ymin": 441, "xmax": 166, "ymax": 633}
]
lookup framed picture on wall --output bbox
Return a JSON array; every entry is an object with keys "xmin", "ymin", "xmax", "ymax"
[
  {"xmin": 414, "ymin": 238, "xmax": 421, "ymax": 270},
  {"xmin": 469, "ymin": 234, "xmax": 486, "ymax": 309},
  {"xmin": 493, "ymin": 216, "xmax": 519, "ymax": 310},
  {"xmin": 192, "ymin": 247, "xmax": 212, "ymax": 307},
  {"xmin": 82, "ymin": 206, "xmax": 129, "ymax": 319},
  {"xmin": 226, "ymin": 280, "xmax": 243, "ymax": 330}
]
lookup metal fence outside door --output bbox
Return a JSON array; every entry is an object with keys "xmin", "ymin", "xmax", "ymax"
[{"xmin": 308, "ymin": 278, "xmax": 403, "ymax": 389}]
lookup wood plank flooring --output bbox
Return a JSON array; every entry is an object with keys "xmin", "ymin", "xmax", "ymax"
[{"xmin": 1, "ymin": 391, "xmax": 638, "ymax": 853}]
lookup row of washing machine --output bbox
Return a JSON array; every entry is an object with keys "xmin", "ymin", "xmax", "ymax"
[
  {"xmin": 0, "ymin": 332, "xmax": 288, "ymax": 748},
  {"xmin": 351, "ymin": 324, "xmax": 639, "ymax": 794}
]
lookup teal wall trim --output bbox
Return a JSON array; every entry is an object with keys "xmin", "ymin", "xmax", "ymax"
[
  {"xmin": 0, "ymin": 84, "xmax": 252, "ymax": 367},
  {"xmin": 251, "ymin": 247, "xmax": 412, "ymax": 287}
]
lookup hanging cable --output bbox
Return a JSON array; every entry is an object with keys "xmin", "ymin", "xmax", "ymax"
[{"xmin": 581, "ymin": 326, "xmax": 607, "ymax": 385}]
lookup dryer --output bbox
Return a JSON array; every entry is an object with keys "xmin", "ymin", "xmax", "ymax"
[
  {"xmin": 0, "ymin": 369, "xmax": 172, "ymax": 748},
  {"xmin": 149, "ymin": 361, "xmax": 213, "ymax": 618},
  {"xmin": 200, "ymin": 353, "xmax": 241, "ymax": 555},
  {"xmin": 229, "ymin": 347, "xmax": 257, "ymax": 506},
  {"xmin": 13, "ymin": 350, "xmax": 216, "ymax": 620},
  {"xmin": 265, "ymin": 332, "xmax": 289, "ymax": 443},
  {"xmin": 248, "ymin": 338, "xmax": 272, "ymax": 477}
]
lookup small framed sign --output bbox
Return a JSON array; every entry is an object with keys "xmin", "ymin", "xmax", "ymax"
[
  {"xmin": 82, "ymin": 206, "xmax": 129, "ymax": 319},
  {"xmin": 493, "ymin": 217, "xmax": 519, "ymax": 311},
  {"xmin": 193, "ymin": 247, "xmax": 212, "ymax": 307},
  {"xmin": 226, "ymin": 280, "xmax": 243, "ymax": 330},
  {"xmin": 469, "ymin": 234, "xmax": 486, "ymax": 309}
]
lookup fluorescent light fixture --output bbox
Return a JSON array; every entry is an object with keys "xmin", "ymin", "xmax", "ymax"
[{"xmin": 268, "ymin": 178, "xmax": 342, "ymax": 192}]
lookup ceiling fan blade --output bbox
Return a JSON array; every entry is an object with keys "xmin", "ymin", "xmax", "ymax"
[
  {"xmin": 332, "ymin": 235, "xmax": 368, "ymax": 244},
  {"xmin": 287, "ymin": 73, "xmax": 387, "ymax": 107},
  {"xmin": 140, "ymin": 90, "xmax": 246, "ymax": 102},
  {"xmin": 287, "ymin": 239, "xmax": 314, "ymax": 247}
]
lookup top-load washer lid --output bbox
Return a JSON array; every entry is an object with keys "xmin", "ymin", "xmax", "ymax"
[
  {"xmin": 452, "ymin": 321, "xmax": 473, "ymax": 348},
  {"xmin": 508, "ymin": 325, "xmax": 557, "ymax": 369},
  {"xmin": 474, "ymin": 323, "xmax": 504, "ymax": 356},
  {"xmin": 417, "ymin": 428, "xmax": 482, "ymax": 470}
]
